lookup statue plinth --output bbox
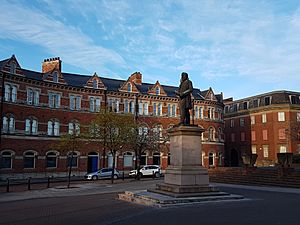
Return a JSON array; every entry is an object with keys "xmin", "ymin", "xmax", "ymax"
[{"xmin": 155, "ymin": 125, "xmax": 218, "ymax": 196}]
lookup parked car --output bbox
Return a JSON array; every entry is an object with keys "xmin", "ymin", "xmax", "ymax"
[
  {"xmin": 129, "ymin": 165, "xmax": 161, "ymax": 178},
  {"xmin": 84, "ymin": 168, "xmax": 120, "ymax": 180}
]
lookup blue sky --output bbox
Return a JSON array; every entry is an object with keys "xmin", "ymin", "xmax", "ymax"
[{"xmin": 1, "ymin": 0, "xmax": 300, "ymax": 100}]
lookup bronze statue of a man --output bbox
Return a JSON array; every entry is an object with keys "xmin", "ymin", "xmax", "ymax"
[{"xmin": 175, "ymin": 72, "xmax": 193, "ymax": 125}]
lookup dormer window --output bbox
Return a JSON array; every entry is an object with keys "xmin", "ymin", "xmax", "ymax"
[
  {"xmin": 127, "ymin": 83, "xmax": 132, "ymax": 92},
  {"xmin": 155, "ymin": 87, "xmax": 160, "ymax": 95},
  {"xmin": 53, "ymin": 72, "xmax": 58, "ymax": 83},
  {"xmin": 93, "ymin": 80, "xmax": 98, "ymax": 89}
]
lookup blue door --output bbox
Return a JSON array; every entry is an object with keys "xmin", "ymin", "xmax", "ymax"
[{"xmin": 88, "ymin": 155, "xmax": 98, "ymax": 173}]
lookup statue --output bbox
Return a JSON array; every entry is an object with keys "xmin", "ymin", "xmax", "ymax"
[{"xmin": 175, "ymin": 72, "xmax": 193, "ymax": 125}]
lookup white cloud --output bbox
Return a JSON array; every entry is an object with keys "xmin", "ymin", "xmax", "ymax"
[{"xmin": 0, "ymin": 0, "xmax": 126, "ymax": 73}]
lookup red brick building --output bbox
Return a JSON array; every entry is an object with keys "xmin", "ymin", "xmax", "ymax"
[
  {"xmin": 0, "ymin": 55, "xmax": 225, "ymax": 179},
  {"xmin": 224, "ymin": 91, "xmax": 300, "ymax": 167}
]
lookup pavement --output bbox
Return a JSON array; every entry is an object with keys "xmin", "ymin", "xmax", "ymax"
[{"xmin": 1, "ymin": 177, "xmax": 300, "ymax": 203}]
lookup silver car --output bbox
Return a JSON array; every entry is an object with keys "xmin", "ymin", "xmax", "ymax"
[{"xmin": 84, "ymin": 168, "xmax": 120, "ymax": 180}]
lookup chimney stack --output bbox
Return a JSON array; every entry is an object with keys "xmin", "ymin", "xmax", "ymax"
[{"xmin": 42, "ymin": 57, "xmax": 61, "ymax": 73}]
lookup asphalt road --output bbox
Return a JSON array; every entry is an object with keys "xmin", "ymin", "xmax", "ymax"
[{"xmin": 0, "ymin": 184, "xmax": 299, "ymax": 225}]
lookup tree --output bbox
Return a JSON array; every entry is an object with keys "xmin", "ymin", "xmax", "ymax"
[
  {"xmin": 55, "ymin": 133, "xmax": 84, "ymax": 188},
  {"xmin": 130, "ymin": 121, "xmax": 170, "ymax": 180},
  {"xmin": 89, "ymin": 111, "xmax": 135, "ymax": 184}
]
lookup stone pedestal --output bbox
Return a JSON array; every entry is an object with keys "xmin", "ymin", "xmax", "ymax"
[{"xmin": 155, "ymin": 125, "xmax": 217, "ymax": 196}]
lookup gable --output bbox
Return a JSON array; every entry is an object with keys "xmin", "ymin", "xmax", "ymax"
[
  {"xmin": 1, "ymin": 55, "xmax": 23, "ymax": 76},
  {"xmin": 85, "ymin": 73, "xmax": 106, "ymax": 89},
  {"xmin": 204, "ymin": 88, "xmax": 217, "ymax": 101},
  {"xmin": 43, "ymin": 68, "xmax": 67, "ymax": 84},
  {"xmin": 147, "ymin": 81, "xmax": 167, "ymax": 96},
  {"xmin": 119, "ymin": 80, "xmax": 140, "ymax": 93}
]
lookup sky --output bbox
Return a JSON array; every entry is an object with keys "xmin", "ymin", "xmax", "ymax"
[{"xmin": 1, "ymin": 0, "xmax": 300, "ymax": 100}]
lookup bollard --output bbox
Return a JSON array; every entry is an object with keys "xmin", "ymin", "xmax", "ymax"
[
  {"xmin": 47, "ymin": 177, "xmax": 50, "ymax": 188},
  {"xmin": 6, "ymin": 178, "xmax": 10, "ymax": 192},
  {"xmin": 152, "ymin": 171, "xmax": 155, "ymax": 179},
  {"xmin": 28, "ymin": 177, "xmax": 31, "ymax": 190},
  {"xmin": 122, "ymin": 172, "xmax": 124, "ymax": 181}
]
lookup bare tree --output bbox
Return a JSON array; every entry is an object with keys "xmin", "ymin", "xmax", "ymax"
[{"xmin": 89, "ymin": 111, "xmax": 135, "ymax": 184}]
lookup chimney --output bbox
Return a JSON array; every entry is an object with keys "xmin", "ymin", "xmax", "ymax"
[
  {"xmin": 42, "ymin": 57, "xmax": 61, "ymax": 73},
  {"xmin": 129, "ymin": 72, "xmax": 142, "ymax": 85}
]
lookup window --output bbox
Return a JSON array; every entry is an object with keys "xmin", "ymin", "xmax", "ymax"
[
  {"xmin": 155, "ymin": 87, "xmax": 160, "ymax": 95},
  {"xmin": 108, "ymin": 99, "xmax": 119, "ymax": 113},
  {"xmin": 10, "ymin": 62, "xmax": 16, "ymax": 74},
  {"xmin": 67, "ymin": 152, "xmax": 78, "ymax": 168},
  {"xmin": 251, "ymin": 115, "xmax": 255, "ymax": 125},
  {"xmin": 253, "ymin": 99, "xmax": 259, "ymax": 108},
  {"xmin": 2, "ymin": 115, "xmax": 15, "ymax": 133},
  {"xmin": 218, "ymin": 127, "xmax": 223, "ymax": 141},
  {"xmin": 24, "ymin": 151, "xmax": 36, "ymax": 169},
  {"xmin": 70, "ymin": 95, "xmax": 81, "ymax": 110},
  {"xmin": 264, "ymin": 97, "xmax": 271, "ymax": 106},
  {"xmin": 290, "ymin": 95, "xmax": 299, "ymax": 104},
  {"xmin": 123, "ymin": 152, "xmax": 133, "ymax": 167},
  {"xmin": 27, "ymin": 88, "xmax": 39, "ymax": 105},
  {"xmin": 107, "ymin": 153, "xmax": 117, "ymax": 168},
  {"xmin": 153, "ymin": 103, "xmax": 157, "ymax": 115},
  {"xmin": 262, "ymin": 130, "xmax": 268, "ymax": 140},
  {"xmin": 263, "ymin": 145, "xmax": 269, "ymax": 158},
  {"xmin": 0, "ymin": 151, "xmax": 13, "ymax": 169},
  {"xmin": 208, "ymin": 108, "xmax": 211, "ymax": 119},
  {"xmin": 139, "ymin": 102, "xmax": 143, "ymax": 115},
  {"xmin": 251, "ymin": 131, "xmax": 256, "ymax": 141},
  {"xmin": 240, "ymin": 118, "xmax": 245, "ymax": 127},
  {"xmin": 127, "ymin": 83, "xmax": 132, "ymax": 92},
  {"xmin": 153, "ymin": 125, "xmax": 163, "ymax": 139},
  {"xmin": 278, "ymin": 129, "xmax": 286, "ymax": 140},
  {"xmin": 279, "ymin": 146, "xmax": 287, "ymax": 153},
  {"xmin": 251, "ymin": 145, "xmax": 257, "ymax": 154},
  {"xmin": 199, "ymin": 107, "xmax": 203, "ymax": 119},
  {"xmin": 209, "ymin": 152, "xmax": 214, "ymax": 166},
  {"xmin": 130, "ymin": 101, "xmax": 135, "ymax": 114},
  {"xmin": 68, "ymin": 122, "xmax": 80, "ymax": 135},
  {"xmin": 48, "ymin": 92, "xmax": 61, "ymax": 108},
  {"xmin": 53, "ymin": 72, "xmax": 58, "ymax": 83},
  {"xmin": 143, "ymin": 102, "xmax": 148, "ymax": 115},
  {"xmin": 262, "ymin": 113, "xmax": 267, "ymax": 123},
  {"xmin": 208, "ymin": 127, "xmax": 215, "ymax": 141},
  {"xmin": 124, "ymin": 100, "xmax": 129, "ymax": 113},
  {"xmin": 153, "ymin": 152, "xmax": 160, "ymax": 166},
  {"xmin": 243, "ymin": 102, "xmax": 248, "ymax": 110},
  {"xmin": 4, "ymin": 83, "xmax": 17, "ymax": 102},
  {"xmin": 278, "ymin": 112, "xmax": 285, "ymax": 122},
  {"xmin": 25, "ymin": 118, "xmax": 38, "ymax": 135},
  {"xmin": 157, "ymin": 103, "xmax": 162, "ymax": 116},
  {"xmin": 218, "ymin": 152, "xmax": 223, "ymax": 166},
  {"xmin": 89, "ymin": 97, "xmax": 101, "ymax": 112},
  {"xmin": 167, "ymin": 104, "xmax": 171, "ymax": 117},
  {"xmin": 93, "ymin": 80, "xmax": 98, "ymax": 89},
  {"xmin": 241, "ymin": 132, "xmax": 245, "ymax": 141},
  {"xmin": 46, "ymin": 152, "xmax": 58, "ymax": 168},
  {"xmin": 297, "ymin": 113, "xmax": 300, "ymax": 122},
  {"xmin": 138, "ymin": 126, "xmax": 148, "ymax": 136},
  {"xmin": 140, "ymin": 153, "xmax": 147, "ymax": 166},
  {"xmin": 47, "ymin": 120, "xmax": 60, "ymax": 136},
  {"xmin": 194, "ymin": 106, "xmax": 198, "ymax": 118},
  {"xmin": 172, "ymin": 105, "xmax": 176, "ymax": 117},
  {"xmin": 230, "ymin": 119, "xmax": 234, "ymax": 128}
]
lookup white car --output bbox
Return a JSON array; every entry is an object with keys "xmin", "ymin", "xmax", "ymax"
[{"xmin": 129, "ymin": 165, "xmax": 161, "ymax": 178}]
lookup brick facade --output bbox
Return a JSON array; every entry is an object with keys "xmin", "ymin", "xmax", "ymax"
[{"xmin": 0, "ymin": 55, "xmax": 225, "ymax": 179}]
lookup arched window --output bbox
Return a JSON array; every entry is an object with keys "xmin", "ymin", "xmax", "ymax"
[
  {"xmin": 27, "ymin": 88, "xmax": 39, "ymax": 105},
  {"xmin": 93, "ymin": 79, "xmax": 98, "ymax": 89},
  {"xmin": 194, "ymin": 106, "xmax": 199, "ymax": 118},
  {"xmin": 24, "ymin": 151, "xmax": 37, "ymax": 169},
  {"xmin": 208, "ymin": 127, "xmax": 215, "ymax": 141},
  {"xmin": 107, "ymin": 152, "xmax": 117, "ymax": 168},
  {"xmin": 138, "ymin": 125, "xmax": 149, "ymax": 136},
  {"xmin": 130, "ymin": 101, "xmax": 135, "ymax": 114},
  {"xmin": 10, "ymin": 62, "xmax": 16, "ymax": 74},
  {"xmin": 68, "ymin": 121, "xmax": 80, "ymax": 135},
  {"xmin": 0, "ymin": 151, "xmax": 14, "ymax": 169},
  {"xmin": 67, "ymin": 152, "xmax": 78, "ymax": 168},
  {"xmin": 4, "ymin": 84, "xmax": 17, "ymax": 102},
  {"xmin": 127, "ymin": 83, "xmax": 132, "ymax": 92},
  {"xmin": 123, "ymin": 152, "xmax": 133, "ymax": 167},
  {"xmin": 2, "ymin": 115, "xmax": 15, "ymax": 133},
  {"xmin": 218, "ymin": 127, "xmax": 223, "ymax": 141},
  {"xmin": 124, "ymin": 99, "xmax": 129, "ymax": 113},
  {"xmin": 155, "ymin": 87, "xmax": 160, "ymax": 95},
  {"xmin": 209, "ymin": 152, "xmax": 214, "ymax": 167},
  {"xmin": 47, "ymin": 120, "xmax": 60, "ymax": 136},
  {"xmin": 143, "ymin": 102, "xmax": 148, "ymax": 115},
  {"xmin": 157, "ymin": 103, "xmax": 162, "ymax": 116},
  {"xmin": 53, "ymin": 72, "xmax": 58, "ymax": 83},
  {"xmin": 25, "ymin": 118, "xmax": 38, "ymax": 135},
  {"xmin": 46, "ymin": 151, "xmax": 58, "ymax": 168},
  {"xmin": 153, "ymin": 125, "xmax": 163, "ymax": 139},
  {"xmin": 218, "ymin": 152, "xmax": 223, "ymax": 166},
  {"xmin": 172, "ymin": 105, "xmax": 176, "ymax": 117},
  {"xmin": 153, "ymin": 152, "xmax": 160, "ymax": 166}
]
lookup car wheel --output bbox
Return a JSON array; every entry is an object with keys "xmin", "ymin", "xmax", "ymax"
[
  {"xmin": 138, "ymin": 172, "xmax": 143, "ymax": 178},
  {"xmin": 92, "ymin": 175, "xmax": 98, "ymax": 180},
  {"xmin": 113, "ymin": 174, "xmax": 118, "ymax": 179},
  {"xmin": 155, "ymin": 172, "xmax": 160, "ymax": 178}
]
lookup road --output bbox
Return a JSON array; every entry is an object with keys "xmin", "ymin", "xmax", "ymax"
[{"xmin": 0, "ymin": 180, "xmax": 299, "ymax": 225}]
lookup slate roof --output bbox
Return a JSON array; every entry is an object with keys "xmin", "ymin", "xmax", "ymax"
[{"xmin": 0, "ymin": 58, "xmax": 10, "ymax": 69}]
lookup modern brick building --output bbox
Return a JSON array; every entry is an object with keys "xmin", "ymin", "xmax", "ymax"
[
  {"xmin": 0, "ymin": 55, "xmax": 225, "ymax": 179},
  {"xmin": 224, "ymin": 91, "xmax": 300, "ymax": 167}
]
